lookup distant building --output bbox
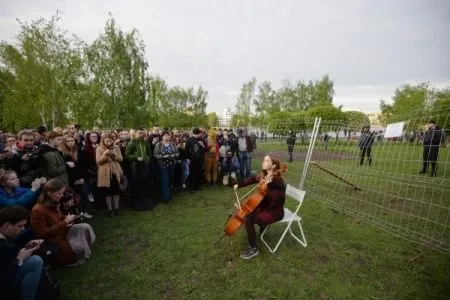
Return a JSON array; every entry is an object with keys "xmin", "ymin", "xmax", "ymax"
[
  {"xmin": 218, "ymin": 107, "xmax": 232, "ymax": 127},
  {"xmin": 367, "ymin": 113, "xmax": 384, "ymax": 131}
]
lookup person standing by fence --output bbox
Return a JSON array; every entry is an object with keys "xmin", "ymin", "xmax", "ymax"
[
  {"xmin": 286, "ymin": 131, "xmax": 296, "ymax": 163},
  {"xmin": 420, "ymin": 120, "xmax": 443, "ymax": 177},
  {"xmin": 358, "ymin": 126, "xmax": 375, "ymax": 165}
]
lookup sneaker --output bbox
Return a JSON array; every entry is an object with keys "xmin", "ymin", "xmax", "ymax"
[
  {"xmin": 107, "ymin": 210, "xmax": 114, "ymax": 218},
  {"xmin": 240, "ymin": 247, "xmax": 259, "ymax": 260},
  {"xmin": 88, "ymin": 194, "xmax": 95, "ymax": 202},
  {"xmin": 419, "ymin": 171, "xmax": 427, "ymax": 174},
  {"xmin": 113, "ymin": 209, "xmax": 119, "ymax": 216},
  {"xmin": 83, "ymin": 212, "xmax": 93, "ymax": 219}
]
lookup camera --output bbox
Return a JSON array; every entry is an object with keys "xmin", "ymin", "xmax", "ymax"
[{"xmin": 59, "ymin": 192, "xmax": 86, "ymax": 223}]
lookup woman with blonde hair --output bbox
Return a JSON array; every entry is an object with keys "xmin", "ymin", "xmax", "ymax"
[{"xmin": 96, "ymin": 133, "xmax": 123, "ymax": 217}]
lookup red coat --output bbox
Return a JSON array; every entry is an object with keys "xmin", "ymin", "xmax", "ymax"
[
  {"xmin": 30, "ymin": 203, "xmax": 77, "ymax": 266},
  {"xmin": 238, "ymin": 175, "xmax": 286, "ymax": 225}
]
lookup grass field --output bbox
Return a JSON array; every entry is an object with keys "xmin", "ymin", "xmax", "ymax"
[{"xmin": 55, "ymin": 141, "xmax": 450, "ymax": 300}]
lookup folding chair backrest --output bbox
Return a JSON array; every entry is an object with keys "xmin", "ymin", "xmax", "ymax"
[{"xmin": 285, "ymin": 184, "xmax": 306, "ymax": 208}]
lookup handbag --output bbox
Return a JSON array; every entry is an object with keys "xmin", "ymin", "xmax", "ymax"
[{"xmin": 36, "ymin": 241, "xmax": 61, "ymax": 265}]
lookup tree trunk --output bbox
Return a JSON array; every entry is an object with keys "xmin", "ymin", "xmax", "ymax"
[{"xmin": 39, "ymin": 111, "xmax": 47, "ymax": 128}]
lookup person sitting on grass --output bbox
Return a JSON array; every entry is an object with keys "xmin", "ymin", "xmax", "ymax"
[
  {"xmin": 0, "ymin": 206, "xmax": 44, "ymax": 300},
  {"xmin": 233, "ymin": 155, "xmax": 287, "ymax": 260},
  {"xmin": 30, "ymin": 179, "xmax": 96, "ymax": 267},
  {"xmin": 59, "ymin": 187, "xmax": 91, "ymax": 224},
  {"xmin": 221, "ymin": 150, "xmax": 240, "ymax": 186},
  {"xmin": 0, "ymin": 169, "xmax": 46, "ymax": 209}
]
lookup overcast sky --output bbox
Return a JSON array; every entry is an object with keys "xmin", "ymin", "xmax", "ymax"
[{"xmin": 1, "ymin": 0, "xmax": 449, "ymax": 115}]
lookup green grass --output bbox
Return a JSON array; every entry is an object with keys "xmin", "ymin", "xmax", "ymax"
[{"xmin": 55, "ymin": 142, "xmax": 450, "ymax": 299}]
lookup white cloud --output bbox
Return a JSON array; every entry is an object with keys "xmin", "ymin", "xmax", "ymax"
[{"xmin": 0, "ymin": 0, "xmax": 449, "ymax": 114}]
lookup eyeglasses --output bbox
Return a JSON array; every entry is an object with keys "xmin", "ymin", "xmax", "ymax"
[{"xmin": 21, "ymin": 139, "xmax": 34, "ymax": 142}]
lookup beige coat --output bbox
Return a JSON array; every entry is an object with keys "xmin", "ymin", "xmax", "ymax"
[{"xmin": 96, "ymin": 145, "xmax": 123, "ymax": 187}]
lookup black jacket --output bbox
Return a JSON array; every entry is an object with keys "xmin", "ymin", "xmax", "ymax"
[
  {"xmin": 287, "ymin": 136, "xmax": 296, "ymax": 147},
  {"xmin": 63, "ymin": 153, "xmax": 86, "ymax": 186},
  {"xmin": 12, "ymin": 146, "xmax": 41, "ymax": 186},
  {"xmin": 0, "ymin": 236, "xmax": 21, "ymax": 298},
  {"xmin": 359, "ymin": 132, "xmax": 375, "ymax": 149},
  {"xmin": 185, "ymin": 137, "xmax": 205, "ymax": 161},
  {"xmin": 423, "ymin": 126, "xmax": 443, "ymax": 147}
]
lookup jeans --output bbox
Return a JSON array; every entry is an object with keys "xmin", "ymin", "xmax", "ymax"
[
  {"xmin": 12, "ymin": 255, "xmax": 43, "ymax": 300},
  {"xmin": 239, "ymin": 151, "xmax": 251, "ymax": 179},
  {"xmin": 159, "ymin": 163, "xmax": 174, "ymax": 202}
]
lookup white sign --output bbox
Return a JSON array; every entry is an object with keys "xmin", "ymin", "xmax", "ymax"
[{"xmin": 384, "ymin": 122, "xmax": 405, "ymax": 138}]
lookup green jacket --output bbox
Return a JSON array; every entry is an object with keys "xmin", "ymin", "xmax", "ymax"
[
  {"xmin": 125, "ymin": 139, "xmax": 151, "ymax": 163},
  {"xmin": 38, "ymin": 144, "xmax": 68, "ymax": 184}
]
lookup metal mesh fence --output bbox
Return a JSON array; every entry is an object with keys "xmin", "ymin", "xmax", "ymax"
[{"xmin": 251, "ymin": 110, "xmax": 449, "ymax": 254}]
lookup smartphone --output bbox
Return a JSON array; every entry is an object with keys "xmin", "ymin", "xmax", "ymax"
[{"xmin": 25, "ymin": 242, "xmax": 40, "ymax": 250}]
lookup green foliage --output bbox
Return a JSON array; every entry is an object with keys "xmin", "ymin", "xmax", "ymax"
[
  {"xmin": 344, "ymin": 111, "xmax": 370, "ymax": 129},
  {"xmin": 83, "ymin": 17, "xmax": 150, "ymax": 128},
  {"xmin": 379, "ymin": 83, "xmax": 430, "ymax": 126},
  {"xmin": 307, "ymin": 105, "xmax": 345, "ymax": 122},
  {"xmin": 234, "ymin": 77, "xmax": 256, "ymax": 127},
  {"xmin": 207, "ymin": 112, "xmax": 219, "ymax": 128},
  {"xmin": 0, "ymin": 14, "xmax": 209, "ymax": 131},
  {"xmin": 0, "ymin": 15, "xmax": 84, "ymax": 130},
  {"xmin": 246, "ymin": 74, "xmax": 335, "ymax": 121},
  {"xmin": 268, "ymin": 111, "xmax": 310, "ymax": 136},
  {"xmin": 430, "ymin": 88, "xmax": 450, "ymax": 134},
  {"xmin": 379, "ymin": 83, "xmax": 450, "ymax": 134},
  {"xmin": 230, "ymin": 113, "xmax": 246, "ymax": 128}
]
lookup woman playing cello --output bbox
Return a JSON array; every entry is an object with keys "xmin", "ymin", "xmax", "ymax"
[{"xmin": 233, "ymin": 155, "xmax": 286, "ymax": 259}]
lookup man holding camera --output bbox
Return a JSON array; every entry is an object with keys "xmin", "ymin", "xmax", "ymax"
[{"xmin": 12, "ymin": 130, "xmax": 41, "ymax": 188}]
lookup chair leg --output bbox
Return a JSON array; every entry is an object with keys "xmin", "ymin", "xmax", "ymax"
[
  {"xmin": 288, "ymin": 220, "xmax": 307, "ymax": 247},
  {"xmin": 260, "ymin": 220, "xmax": 307, "ymax": 253},
  {"xmin": 261, "ymin": 223, "xmax": 291, "ymax": 253}
]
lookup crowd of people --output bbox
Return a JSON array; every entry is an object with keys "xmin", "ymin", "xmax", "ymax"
[{"xmin": 0, "ymin": 123, "xmax": 257, "ymax": 299}]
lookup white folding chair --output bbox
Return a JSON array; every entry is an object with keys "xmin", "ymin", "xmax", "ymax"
[{"xmin": 260, "ymin": 184, "xmax": 307, "ymax": 253}]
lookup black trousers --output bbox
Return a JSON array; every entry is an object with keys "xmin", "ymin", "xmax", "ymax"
[
  {"xmin": 189, "ymin": 159, "xmax": 203, "ymax": 190},
  {"xmin": 244, "ymin": 212, "xmax": 264, "ymax": 248},
  {"xmin": 287, "ymin": 145, "xmax": 294, "ymax": 162},
  {"xmin": 422, "ymin": 146, "xmax": 439, "ymax": 175},
  {"xmin": 131, "ymin": 162, "xmax": 155, "ymax": 210},
  {"xmin": 360, "ymin": 147, "xmax": 372, "ymax": 165}
]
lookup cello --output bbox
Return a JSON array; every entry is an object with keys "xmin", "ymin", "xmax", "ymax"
[{"xmin": 215, "ymin": 164, "xmax": 288, "ymax": 245}]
